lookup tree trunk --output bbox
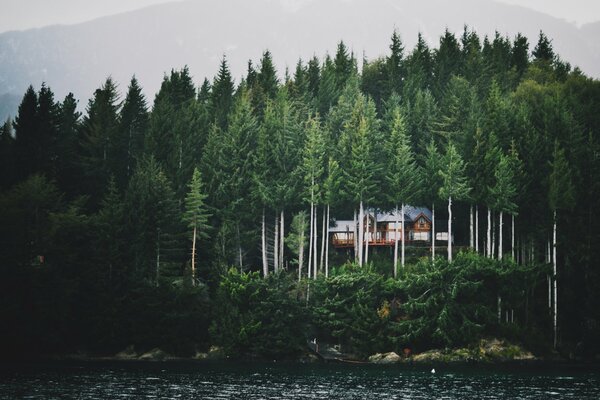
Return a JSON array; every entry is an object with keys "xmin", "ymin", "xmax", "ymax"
[
  {"xmin": 192, "ymin": 224, "xmax": 197, "ymax": 285},
  {"xmin": 470, "ymin": 205, "xmax": 474, "ymax": 249},
  {"xmin": 475, "ymin": 205, "xmax": 479, "ymax": 253},
  {"xmin": 358, "ymin": 200, "xmax": 364, "ymax": 266},
  {"xmin": 401, "ymin": 203, "xmax": 406, "ymax": 268},
  {"xmin": 498, "ymin": 211, "xmax": 503, "ymax": 260},
  {"xmin": 448, "ymin": 196, "xmax": 452, "ymax": 262},
  {"xmin": 325, "ymin": 204, "xmax": 330, "ymax": 278},
  {"xmin": 553, "ymin": 210, "xmax": 558, "ymax": 349},
  {"xmin": 365, "ymin": 206, "xmax": 370, "ymax": 265},
  {"xmin": 353, "ymin": 209, "xmax": 358, "ymax": 262},
  {"xmin": 320, "ymin": 205, "xmax": 326, "ymax": 272},
  {"xmin": 492, "ymin": 211, "xmax": 496, "ymax": 259},
  {"xmin": 511, "ymin": 214, "xmax": 515, "ymax": 260},
  {"xmin": 262, "ymin": 209, "xmax": 268, "ymax": 277},
  {"xmin": 237, "ymin": 223, "xmax": 243, "ymax": 271},
  {"xmin": 280, "ymin": 209, "xmax": 285, "ymax": 271},
  {"xmin": 298, "ymin": 219, "xmax": 304, "ymax": 282},
  {"xmin": 432, "ymin": 203, "xmax": 436, "ymax": 261},
  {"xmin": 487, "ymin": 207, "xmax": 492, "ymax": 258},
  {"xmin": 308, "ymin": 201, "xmax": 314, "ymax": 279},
  {"xmin": 274, "ymin": 213, "xmax": 279, "ymax": 273},
  {"xmin": 394, "ymin": 205, "xmax": 399, "ymax": 278},
  {"xmin": 313, "ymin": 205, "xmax": 318, "ymax": 277}
]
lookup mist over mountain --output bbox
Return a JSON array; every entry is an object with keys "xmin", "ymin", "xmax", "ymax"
[{"xmin": 0, "ymin": 0, "xmax": 598, "ymax": 120}]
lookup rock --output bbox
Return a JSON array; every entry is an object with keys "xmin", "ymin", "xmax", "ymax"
[
  {"xmin": 206, "ymin": 345, "xmax": 225, "ymax": 360},
  {"xmin": 115, "ymin": 345, "xmax": 137, "ymax": 360},
  {"xmin": 369, "ymin": 352, "xmax": 401, "ymax": 364},
  {"xmin": 138, "ymin": 348, "xmax": 168, "ymax": 361},
  {"xmin": 194, "ymin": 352, "xmax": 209, "ymax": 360}
]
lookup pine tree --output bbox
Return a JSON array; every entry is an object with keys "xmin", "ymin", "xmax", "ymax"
[
  {"xmin": 55, "ymin": 93, "xmax": 82, "ymax": 195},
  {"xmin": 386, "ymin": 29, "xmax": 405, "ymax": 96},
  {"xmin": 13, "ymin": 86, "xmax": 38, "ymax": 180},
  {"xmin": 439, "ymin": 143, "xmax": 470, "ymax": 262},
  {"xmin": 118, "ymin": 76, "xmax": 148, "ymax": 187},
  {"xmin": 301, "ymin": 115, "xmax": 325, "ymax": 278},
  {"xmin": 490, "ymin": 154, "xmax": 518, "ymax": 260},
  {"xmin": 385, "ymin": 107, "xmax": 418, "ymax": 275},
  {"xmin": 548, "ymin": 141, "xmax": 575, "ymax": 349},
  {"xmin": 183, "ymin": 168, "xmax": 211, "ymax": 286},
  {"xmin": 421, "ymin": 139, "xmax": 442, "ymax": 259},
  {"xmin": 212, "ymin": 56, "xmax": 235, "ymax": 130},
  {"xmin": 0, "ymin": 119, "xmax": 16, "ymax": 189}
]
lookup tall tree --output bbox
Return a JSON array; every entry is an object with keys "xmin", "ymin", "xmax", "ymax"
[
  {"xmin": 385, "ymin": 107, "xmax": 418, "ymax": 275},
  {"xmin": 439, "ymin": 143, "xmax": 470, "ymax": 262},
  {"xmin": 490, "ymin": 154, "xmax": 518, "ymax": 260},
  {"xmin": 118, "ymin": 76, "xmax": 148, "ymax": 187},
  {"xmin": 212, "ymin": 57, "xmax": 235, "ymax": 130},
  {"xmin": 548, "ymin": 141, "xmax": 575, "ymax": 349},
  {"xmin": 183, "ymin": 168, "xmax": 211, "ymax": 286},
  {"xmin": 421, "ymin": 139, "xmax": 442, "ymax": 260}
]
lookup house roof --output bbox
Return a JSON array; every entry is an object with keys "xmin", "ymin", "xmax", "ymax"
[
  {"xmin": 329, "ymin": 206, "xmax": 433, "ymax": 232},
  {"xmin": 330, "ymin": 220, "xmax": 355, "ymax": 233},
  {"xmin": 375, "ymin": 206, "xmax": 432, "ymax": 223}
]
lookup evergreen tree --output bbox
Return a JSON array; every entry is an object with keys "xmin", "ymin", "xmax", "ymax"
[
  {"xmin": 13, "ymin": 85, "xmax": 38, "ymax": 180},
  {"xmin": 386, "ymin": 29, "xmax": 405, "ymax": 96},
  {"xmin": 212, "ymin": 57, "xmax": 235, "ymax": 130},
  {"xmin": 80, "ymin": 78, "xmax": 120, "ymax": 202},
  {"xmin": 385, "ymin": 107, "xmax": 418, "ymax": 274},
  {"xmin": 118, "ymin": 76, "xmax": 148, "ymax": 187},
  {"xmin": 439, "ymin": 143, "xmax": 470, "ymax": 262},
  {"xmin": 548, "ymin": 141, "xmax": 575, "ymax": 349},
  {"xmin": 183, "ymin": 168, "xmax": 211, "ymax": 286},
  {"xmin": 0, "ymin": 119, "xmax": 16, "ymax": 189},
  {"xmin": 55, "ymin": 93, "xmax": 82, "ymax": 195},
  {"xmin": 490, "ymin": 154, "xmax": 518, "ymax": 260},
  {"xmin": 420, "ymin": 139, "xmax": 442, "ymax": 259}
]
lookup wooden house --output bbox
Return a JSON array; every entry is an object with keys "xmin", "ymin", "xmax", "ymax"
[{"xmin": 330, "ymin": 206, "xmax": 447, "ymax": 248}]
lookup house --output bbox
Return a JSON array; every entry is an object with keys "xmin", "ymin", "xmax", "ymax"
[{"xmin": 330, "ymin": 206, "xmax": 448, "ymax": 248}]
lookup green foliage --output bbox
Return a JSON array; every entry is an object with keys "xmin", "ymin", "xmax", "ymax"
[
  {"xmin": 439, "ymin": 143, "xmax": 470, "ymax": 201},
  {"xmin": 211, "ymin": 269, "xmax": 306, "ymax": 358}
]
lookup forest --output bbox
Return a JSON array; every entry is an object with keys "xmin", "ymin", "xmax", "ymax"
[{"xmin": 1, "ymin": 28, "xmax": 599, "ymax": 361}]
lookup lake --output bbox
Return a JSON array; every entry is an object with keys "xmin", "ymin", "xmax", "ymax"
[{"xmin": 1, "ymin": 361, "xmax": 600, "ymax": 399}]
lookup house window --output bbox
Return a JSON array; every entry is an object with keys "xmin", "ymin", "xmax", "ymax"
[{"xmin": 413, "ymin": 232, "xmax": 428, "ymax": 241}]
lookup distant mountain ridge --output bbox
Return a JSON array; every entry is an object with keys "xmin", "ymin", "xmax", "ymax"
[{"xmin": 0, "ymin": 0, "xmax": 598, "ymax": 120}]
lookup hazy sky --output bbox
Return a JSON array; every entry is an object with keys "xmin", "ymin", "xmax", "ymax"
[{"xmin": 0, "ymin": 0, "xmax": 599, "ymax": 32}]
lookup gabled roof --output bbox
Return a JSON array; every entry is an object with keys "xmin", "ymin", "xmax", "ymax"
[{"xmin": 374, "ymin": 206, "xmax": 432, "ymax": 223}]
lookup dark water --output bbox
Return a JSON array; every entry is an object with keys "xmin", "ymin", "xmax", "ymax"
[{"xmin": 1, "ymin": 361, "xmax": 600, "ymax": 399}]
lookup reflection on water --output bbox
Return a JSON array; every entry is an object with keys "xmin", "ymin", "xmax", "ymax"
[{"xmin": 1, "ymin": 361, "xmax": 600, "ymax": 399}]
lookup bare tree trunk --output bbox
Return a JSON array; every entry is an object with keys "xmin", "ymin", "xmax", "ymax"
[
  {"xmin": 475, "ymin": 205, "xmax": 479, "ymax": 253},
  {"xmin": 192, "ymin": 224, "xmax": 197, "ymax": 285},
  {"xmin": 320, "ymin": 205, "xmax": 326, "ymax": 272},
  {"xmin": 487, "ymin": 207, "xmax": 492, "ymax": 258},
  {"xmin": 274, "ymin": 213, "xmax": 279, "ymax": 273},
  {"xmin": 280, "ymin": 209, "xmax": 285, "ymax": 271},
  {"xmin": 298, "ymin": 218, "xmax": 304, "ymax": 282},
  {"xmin": 353, "ymin": 209, "xmax": 358, "ymax": 262},
  {"xmin": 308, "ymin": 201, "xmax": 314, "ymax": 279},
  {"xmin": 432, "ymin": 203, "xmax": 436, "ymax": 261},
  {"xmin": 553, "ymin": 210, "xmax": 558, "ymax": 349},
  {"xmin": 358, "ymin": 200, "xmax": 364, "ymax": 266},
  {"xmin": 262, "ymin": 209, "xmax": 268, "ymax": 277},
  {"xmin": 492, "ymin": 211, "xmax": 496, "ymax": 259},
  {"xmin": 325, "ymin": 204, "xmax": 330, "ymax": 278},
  {"xmin": 448, "ymin": 196, "xmax": 452, "ymax": 262},
  {"xmin": 401, "ymin": 203, "xmax": 406, "ymax": 268},
  {"xmin": 498, "ymin": 211, "xmax": 503, "ymax": 260},
  {"xmin": 511, "ymin": 214, "xmax": 515, "ymax": 260},
  {"xmin": 470, "ymin": 205, "xmax": 474, "ymax": 249},
  {"xmin": 365, "ymin": 207, "xmax": 370, "ymax": 265},
  {"xmin": 394, "ymin": 205, "xmax": 399, "ymax": 278},
  {"xmin": 313, "ymin": 205, "xmax": 318, "ymax": 277}
]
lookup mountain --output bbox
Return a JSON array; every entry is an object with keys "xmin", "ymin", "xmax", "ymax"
[{"xmin": 0, "ymin": 0, "xmax": 598, "ymax": 120}]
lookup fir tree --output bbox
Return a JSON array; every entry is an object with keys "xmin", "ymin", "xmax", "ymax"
[{"xmin": 183, "ymin": 168, "xmax": 211, "ymax": 286}]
